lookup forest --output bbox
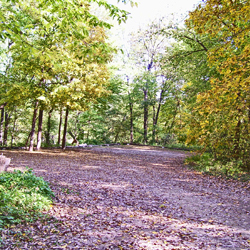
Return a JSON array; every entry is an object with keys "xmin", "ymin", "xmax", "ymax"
[
  {"xmin": 0, "ymin": 1, "xmax": 250, "ymax": 248},
  {"xmin": 0, "ymin": 0, "xmax": 250, "ymax": 172}
]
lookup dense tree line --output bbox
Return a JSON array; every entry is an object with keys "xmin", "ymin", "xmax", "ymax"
[
  {"xmin": 0, "ymin": 0, "xmax": 249, "ymax": 171},
  {"xmin": 0, "ymin": 0, "xmax": 130, "ymax": 150}
]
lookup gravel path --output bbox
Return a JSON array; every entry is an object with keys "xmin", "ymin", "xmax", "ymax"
[{"xmin": 1, "ymin": 146, "xmax": 250, "ymax": 249}]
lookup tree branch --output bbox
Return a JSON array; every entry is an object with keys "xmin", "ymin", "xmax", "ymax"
[{"xmin": 183, "ymin": 35, "xmax": 208, "ymax": 52}]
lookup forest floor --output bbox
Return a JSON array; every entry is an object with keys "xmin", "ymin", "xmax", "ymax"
[{"xmin": 1, "ymin": 145, "xmax": 250, "ymax": 249}]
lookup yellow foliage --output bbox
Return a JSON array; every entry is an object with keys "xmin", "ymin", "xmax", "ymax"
[{"xmin": 185, "ymin": 0, "xmax": 250, "ymax": 161}]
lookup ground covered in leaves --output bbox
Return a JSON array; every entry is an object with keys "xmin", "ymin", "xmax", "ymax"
[{"xmin": 1, "ymin": 145, "xmax": 250, "ymax": 249}]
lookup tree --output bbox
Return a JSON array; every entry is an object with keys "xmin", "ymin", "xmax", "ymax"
[
  {"xmin": 0, "ymin": 0, "xmax": 131, "ymax": 150},
  {"xmin": 185, "ymin": 0, "xmax": 250, "ymax": 168},
  {"xmin": 129, "ymin": 18, "xmax": 170, "ymax": 144},
  {"xmin": 155, "ymin": 24, "xmax": 217, "ymax": 145}
]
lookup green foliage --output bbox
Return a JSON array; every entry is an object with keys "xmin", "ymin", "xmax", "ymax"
[
  {"xmin": 184, "ymin": 0, "xmax": 250, "ymax": 170},
  {"xmin": 186, "ymin": 153, "xmax": 250, "ymax": 181},
  {"xmin": 0, "ymin": 169, "xmax": 54, "ymax": 227}
]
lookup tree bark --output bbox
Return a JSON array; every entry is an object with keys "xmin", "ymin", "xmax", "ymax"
[
  {"xmin": 152, "ymin": 105, "xmax": 156, "ymax": 143},
  {"xmin": 0, "ymin": 108, "xmax": 4, "ymax": 146},
  {"xmin": 152, "ymin": 89, "xmax": 164, "ymax": 143},
  {"xmin": 36, "ymin": 109, "xmax": 43, "ymax": 150},
  {"xmin": 29, "ymin": 101, "xmax": 39, "ymax": 152},
  {"xmin": 3, "ymin": 111, "xmax": 10, "ymax": 146},
  {"xmin": 62, "ymin": 107, "xmax": 69, "ymax": 150},
  {"xmin": 143, "ymin": 88, "xmax": 148, "ymax": 144},
  {"xmin": 11, "ymin": 109, "xmax": 17, "ymax": 148},
  {"xmin": 58, "ymin": 109, "xmax": 63, "ymax": 145},
  {"xmin": 46, "ymin": 109, "xmax": 53, "ymax": 145},
  {"xmin": 25, "ymin": 133, "xmax": 31, "ymax": 148}
]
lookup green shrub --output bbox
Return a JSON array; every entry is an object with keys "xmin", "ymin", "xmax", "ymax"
[
  {"xmin": 0, "ymin": 169, "xmax": 54, "ymax": 227},
  {"xmin": 185, "ymin": 153, "xmax": 250, "ymax": 181}
]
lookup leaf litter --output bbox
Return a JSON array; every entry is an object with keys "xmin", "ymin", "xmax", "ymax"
[{"xmin": 1, "ymin": 145, "xmax": 250, "ymax": 249}]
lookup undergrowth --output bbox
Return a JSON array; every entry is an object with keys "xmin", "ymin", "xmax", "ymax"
[
  {"xmin": 0, "ymin": 168, "xmax": 54, "ymax": 228},
  {"xmin": 163, "ymin": 143, "xmax": 202, "ymax": 151},
  {"xmin": 185, "ymin": 153, "xmax": 250, "ymax": 181}
]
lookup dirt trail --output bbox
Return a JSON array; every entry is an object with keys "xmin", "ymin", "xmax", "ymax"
[{"xmin": 1, "ymin": 146, "xmax": 250, "ymax": 249}]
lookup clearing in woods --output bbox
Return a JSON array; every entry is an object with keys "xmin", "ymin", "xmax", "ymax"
[{"xmin": 1, "ymin": 145, "xmax": 250, "ymax": 249}]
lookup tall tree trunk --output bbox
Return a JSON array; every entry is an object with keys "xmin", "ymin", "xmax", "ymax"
[
  {"xmin": 11, "ymin": 108, "xmax": 17, "ymax": 148},
  {"xmin": 152, "ymin": 102, "xmax": 161, "ymax": 143},
  {"xmin": 36, "ymin": 109, "xmax": 44, "ymax": 150},
  {"xmin": 58, "ymin": 109, "xmax": 63, "ymax": 145},
  {"xmin": 46, "ymin": 109, "xmax": 53, "ymax": 145},
  {"xmin": 143, "ymin": 89, "xmax": 148, "ymax": 144},
  {"xmin": 152, "ymin": 89, "xmax": 164, "ymax": 143},
  {"xmin": 25, "ymin": 133, "xmax": 31, "ymax": 148},
  {"xmin": 29, "ymin": 101, "xmax": 39, "ymax": 152},
  {"xmin": 62, "ymin": 107, "xmax": 69, "ymax": 150},
  {"xmin": 126, "ymin": 77, "xmax": 134, "ymax": 144},
  {"xmin": 3, "ymin": 111, "xmax": 10, "ymax": 146},
  {"xmin": 152, "ymin": 105, "xmax": 156, "ymax": 144},
  {"xmin": 0, "ymin": 108, "xmax": 4, "ymax": 146}
]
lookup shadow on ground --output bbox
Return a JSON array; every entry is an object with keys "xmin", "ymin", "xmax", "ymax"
[{"xmin": 1, "ymin": 146, "xmax": 250, "ymax": 249}]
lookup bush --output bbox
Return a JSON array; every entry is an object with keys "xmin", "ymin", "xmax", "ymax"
[
  {"xmin": 185, "ymin": 153, "xmax": 250, "ymax": 181},
  {"xmin": 0, "ymin": 169, "xmax": 54, "ymax": 227}
]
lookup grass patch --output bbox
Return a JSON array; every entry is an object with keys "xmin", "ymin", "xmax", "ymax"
[
  {"xmin": 185, "ymin": 153, "xmax": 250, "ymax": 181},
  {"xmin": 0, "ymin": 168, "xmax": 54, "ymax": 227}
]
